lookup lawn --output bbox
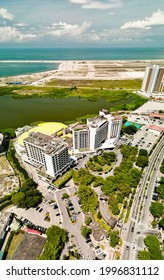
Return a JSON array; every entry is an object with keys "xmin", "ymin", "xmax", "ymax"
[
  {"xmin": 45, "ymin": 79, "xmax": 142, "ymax": 90},
  {"xmin": 6, "ymin": 231, "xmax": 24, "ymax": 260}
]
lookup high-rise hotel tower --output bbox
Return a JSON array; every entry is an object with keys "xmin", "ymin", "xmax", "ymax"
[
  {"xmin": 141, "ymin": 65, "xmax": 164, "ymax": 93},
  {"xmin": 73, "ymin": 109, "xmax": 122, "ymax": 153},
  {"xmin": 24, "ymin": 132, "xmax": 70, "ymax": 178}
]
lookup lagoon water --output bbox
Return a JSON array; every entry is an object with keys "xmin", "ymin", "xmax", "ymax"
[
  {"xmin": 0, "ymin": 47, "xmax": 164, "ymax": 77},
  {"xmin": 0, "ymin": 47, "xmax": 163, "ymax": 129},
  {"xmin": 0, "ymin": 95, "xmax": 118, "ymax": 129}
]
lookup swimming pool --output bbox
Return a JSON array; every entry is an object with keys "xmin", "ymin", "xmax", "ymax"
[{"xmin": 124, "ymin": 121, "xmax": 141, "ymax": 129}]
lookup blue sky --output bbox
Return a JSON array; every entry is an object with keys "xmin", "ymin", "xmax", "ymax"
[{"xmin": 0, "ymin": 0, "xmax": 164, "ymax": 47}]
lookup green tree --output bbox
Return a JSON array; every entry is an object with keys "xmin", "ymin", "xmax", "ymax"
[
  {"xmin": 139, "ymin": 149, "xmax": 148, "ymax": 157},
  {"xmin": 81, "ymin": 226, "xmax": 91, "ymax": 239},
  {"xmin": 149, "ymin": 202, "xmax": 164, "ymax": 218},
  {"xmin": 144, "ymin": 235, "xmax": 163, "ymax": 260},
  {"xmin": 160, "ymin": 160, "xmax": 164, "ymax": 174},
  {"xmin": 138, "ymin": 250, "xmax": 151, "ymax": 260},
  {"xmin": 109, "ymin": 231, "xmax": 119, "ymax": 247},
  {"xmin": 85, "ymin": 216, "xmax": 92, "ymax": 226},
  {"xmin": 111, "ymin": 204, "xmax": 120, "ymax": 215},
  {"xmin": 62, "ymin": 193, "xmax": 69, "ymax": 199},
  {"xmin": 12, "ymin": 192, "xmax": 25, "ymax": 207},
  {"xmin": 93, "ymin": 176, "xmax": 104, "ymax": 187},
  {"xmin": 159, "ymin": 218, "xmax": 164, "ymax": 229},
  {"xmin": 39, "ymin": 225, "xmax": 67, "ymax": 260},
  {"xmin": 122, "ymin": 124, "xmax": 137, "ymax": 135},
  {"xmin": 78, "ymin": 185, "xmax": 98, "ymax": 213},
  {"xmin": 136, "ymin": 155, "xmax": 149, "ymax": 168}
]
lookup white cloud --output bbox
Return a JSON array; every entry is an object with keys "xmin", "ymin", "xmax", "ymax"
[
  {"xmin": 15, "ymin": 23, "xmax": 29, "ymax": 27},
  {"xmin": 113, "ymin": 37, "xmax": 132, "ymax": 42},
  {"xmin": 121, "ymin": 9, "xmax": 164, "ymax": 30},
  {"xmin": 0, "ymin": 8, "xmax": 14, "ymax": 20},
  {"xmin": 90, "ymin": 34, "xmax": 101, "ymax": 41},
  {"xmin": 69, "ymin": 0, "xmax": 122, "ymax": 10},
  {"xmin": 0, "ymin": 26, "xmax": 37, "ymax": 42},
  {"xmin": 47, "ymin": 21, "xmax": 91, "ymax": 38}
]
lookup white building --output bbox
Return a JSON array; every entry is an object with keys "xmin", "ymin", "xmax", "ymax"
[
  {"xmin": 23, "ymin": 132, "xmax": 70, "ymax": 178},
  {"xmin": 73, "ymin": 109, "xmax": 122, "ymax": 153},
  {"xmin": 141, "ymin": 65, "xmax": 164, "ymax": 93}
]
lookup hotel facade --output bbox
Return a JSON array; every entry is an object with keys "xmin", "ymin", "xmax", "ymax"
[
  {"xmin": 73, "ymin": 109, "xmax": 122, "ymax": 153},
  {"xmin": 23, "ymin": 132, "xmax": 70, "ymax": 178}
]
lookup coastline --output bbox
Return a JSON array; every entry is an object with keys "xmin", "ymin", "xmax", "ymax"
[{"xmin": 1, "ymin": 59, "xmax": 164, "ymax": 86}]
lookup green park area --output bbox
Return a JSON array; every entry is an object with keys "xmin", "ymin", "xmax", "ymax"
[{"xmin": 87, "ymin": 151, "xmax": 116, "ymax": 173}]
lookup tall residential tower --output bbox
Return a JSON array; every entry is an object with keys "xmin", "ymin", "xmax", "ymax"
[{"xmin": 141, "ymin": 65, "xmax": 164, "ymax": 93}]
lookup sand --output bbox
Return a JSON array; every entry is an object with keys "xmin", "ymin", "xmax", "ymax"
[{"xmin": 1, "ymin": 60, "xmax": 164, "ymax": 85}]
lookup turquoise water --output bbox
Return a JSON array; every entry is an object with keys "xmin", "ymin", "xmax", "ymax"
[
  {"xmin": 0, "ymin": 47, "xmax": 163, "ymax": 77},
  {"xmin": 125, "ymin": 121, "xmax": 141, "ymax": 129}
]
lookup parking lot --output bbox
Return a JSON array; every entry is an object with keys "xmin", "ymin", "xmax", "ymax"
[
  {"xmin": 8, "ymin": 190, "xmax": 61, "ymax": 228},
  {"xmin": 121, "ymin": 113, "xmax": 163, "ymax": 152}
]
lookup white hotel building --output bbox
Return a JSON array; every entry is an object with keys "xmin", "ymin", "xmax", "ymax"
[
  {"xmin": 73, "ymin": 109, "xmax": 122, "ymax": 153},
  {"xmin": 23, "ymin": 132, "xmax": 70, "ymax": 178}
]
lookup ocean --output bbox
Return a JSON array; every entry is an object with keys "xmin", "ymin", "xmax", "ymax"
[{"xmin": 0, "ymin": 47, "xmax": 164, "ymax": 77}]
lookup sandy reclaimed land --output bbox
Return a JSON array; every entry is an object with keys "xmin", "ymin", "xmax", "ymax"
[{"xmin": 1, "ymin": 60, "xmax": 164, "ymax": 85}]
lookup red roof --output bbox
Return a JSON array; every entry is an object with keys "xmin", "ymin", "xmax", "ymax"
[
  {"xmin": 26, "ymin": 229, "xmax": 41, "ymax": 235},
  {"xmin": 149, "ymin": 113, "xmax": 164, "ymax": 119},
  {"xmin": 149, "ymin": 125, "xmax": 164, "ymax": 132}
]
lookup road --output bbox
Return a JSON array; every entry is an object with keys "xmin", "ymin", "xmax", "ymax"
[
  {"xmin": 121, "ymin": 135, "xmax": 164, "ymax": 260},
  {"xmin": 54, "ymin": 186, "xmax": 96, "ymax": 260}
]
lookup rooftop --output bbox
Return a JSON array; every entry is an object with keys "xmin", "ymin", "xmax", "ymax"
[
  {"xmin": 149, "ymin": 124, "xmax": 164, "ymax": 132},
  {"xmin": 18, "ymin": 122, "xmax": 67, "ymax": 147},
  {"xmin": 149, "ymin": 113, "xmax": 164, "ymax": 119},
  {"xmin": 24, "ymin": 132, "xmax": 68, "ymax": 155}
]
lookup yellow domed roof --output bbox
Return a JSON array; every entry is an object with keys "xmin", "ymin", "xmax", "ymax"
[{"xmin": 18, "ymin": 122, "xmax": 67, "ymax": 147}]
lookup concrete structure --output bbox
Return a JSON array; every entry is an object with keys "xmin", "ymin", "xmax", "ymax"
[
  {"xmin": 141, "ymin": 65, "xmax": 164, "ymax": 93},
  {"xmin": 24, "ymin": 132, "xmax": 70, "ymax": 178},
  {"xmin": 148, "ymin": 124, "xmax": 164, "ymax": 135},
  {"xmin": 73, "ymin": 109, "xmax": 122, "ymax": 153},
  {"xmin": 149, "ymin": 113, "xmax": 164, "ymax": 120}
]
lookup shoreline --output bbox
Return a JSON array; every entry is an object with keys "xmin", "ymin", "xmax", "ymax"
[{"xmin": 0, "ymin": 59, "xmax": 164, "ymax": 85}]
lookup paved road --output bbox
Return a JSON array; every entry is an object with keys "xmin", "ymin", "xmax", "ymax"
[
  {"xmin": 54, "ymin": 186, "xmax": 95, "ymax": 260},
  {"xmin": 121, "ymin": 135, "xmax": 164, "ymax": 260}
]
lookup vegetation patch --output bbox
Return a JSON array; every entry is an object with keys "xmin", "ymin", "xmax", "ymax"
[
  {"xmin": 138, "ymin": 235, "xmax": 163, "ymax": 260},
  {"xmin": 53, "ymin": 170, "xmax": 72, "ymax": 188},
  {"xmin": 0, "ymin": 85, "xmax": 147, "ymax": 113},
  {"xmin": 39, "ymin": 225, "xmax": 67, "ymax": 260},
  {"xmin": 5, "ymin": 231, "xmax": 24, "ymax": 260},
  {"xmin": 46, "ymin": 79, "xmax": 142, "ymax": 90},
  {"xmin": 87, "ymin": 151, "xmax": 116, "ymax": 173},
  {"xmin": 101, "ymin": 145, "xmax": 142, "ymax": 217}
]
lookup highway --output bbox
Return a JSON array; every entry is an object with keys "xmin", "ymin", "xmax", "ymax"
[{"xmin": 121, "ymin": 135, "xmax": 164, "ymax": 260}]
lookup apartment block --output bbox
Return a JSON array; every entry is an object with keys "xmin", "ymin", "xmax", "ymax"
[{"xmin": 141, "ymin": 65, "xmax": 164, "ymax": 93}]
